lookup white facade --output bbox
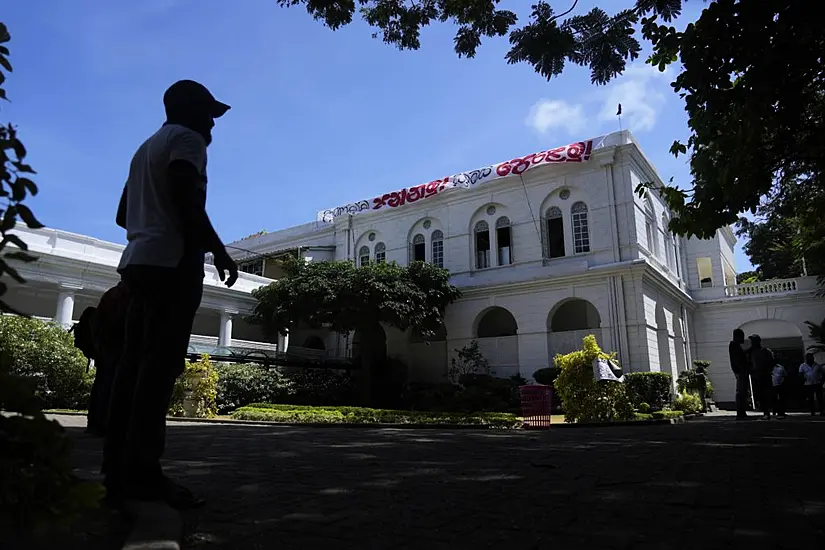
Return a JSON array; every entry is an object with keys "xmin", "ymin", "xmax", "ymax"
[
  {"xmin": 226, "ymin": 130, "xmax": 824, "ymax": 405},
  {"xmin": 3, "ymin": 131, "xmax": 822, "ymax": 405},
  {"xmin": 3, "ymin": 226, "xmax": 276, "ymax": 354}
]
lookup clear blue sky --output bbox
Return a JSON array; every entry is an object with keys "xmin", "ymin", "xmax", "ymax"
[{"xmin": 3, "ymin": 0, "xmax": 752, "ymax": 270}]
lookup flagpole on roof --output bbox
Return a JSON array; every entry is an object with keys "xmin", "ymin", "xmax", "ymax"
[{"xmin": 617, "ymin": 103, "xmax": 623, "ymax": 133}]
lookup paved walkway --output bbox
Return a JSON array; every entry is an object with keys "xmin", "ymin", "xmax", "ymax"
[{"xmin": 27, "ymin": 414, "xmax": 825, "ymax": 548}]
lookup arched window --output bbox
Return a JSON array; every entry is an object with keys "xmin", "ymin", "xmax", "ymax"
[
  {"xmin": 431, "ymin": 230, "xmax": 444, "ymax": 268},
  {"xmin": 474, "ymin": 221, "xmax": 490, "ymax": 269},
  {"xmin": 571, "ymin": 202, "xmax": 590, "ymax": 254},
  {"xmin": 495, "ymin": 217, "xmax": 513, "ymax": 265},
  {"xmin": 374, "ymin": 242, "xmax": 386, "ymax": 264},
  {"xmin": 410, "ymin": 233, "xmax": 426, "ymax": 263},
  {"xmin": 358, "ymin": 245, "xmax": 370, "ymax": 267},
  {"xmin": 545, "ymin": 206, "xmax": 565, "ymax": 258}
]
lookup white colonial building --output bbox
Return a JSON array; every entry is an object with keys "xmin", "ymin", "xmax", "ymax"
[{"xmin": 3, "ymin": 130, "xmax": 822, "ymax": 406}]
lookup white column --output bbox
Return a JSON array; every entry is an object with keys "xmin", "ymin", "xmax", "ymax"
[
  {"xmin": 54, "ymin": 287, "xmax": 77, "ymax": 327},
  {"xmin": 218, "ymin": 311, "xmax": 234, "ymax": 348},
  {"xmin": 277, "ymin": 331, "xmax": 290, "ymax": 353}
]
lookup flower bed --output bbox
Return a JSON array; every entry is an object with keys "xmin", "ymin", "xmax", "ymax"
[{"xmin": 231, "ymin": 403, "xmax": 521, "ymax": 428}]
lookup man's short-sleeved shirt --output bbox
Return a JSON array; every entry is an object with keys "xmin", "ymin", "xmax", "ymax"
[{"xmin": 118, "ymin": 124, "xmax": 207, "ymax": 271}]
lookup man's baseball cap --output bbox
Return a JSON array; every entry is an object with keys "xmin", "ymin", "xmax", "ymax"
[{"xmin": 163, "ymin": 79, "xmax": 230, "ymax": 119}]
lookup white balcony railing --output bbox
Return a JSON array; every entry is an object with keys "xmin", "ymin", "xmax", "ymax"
[{"xmin": 724, "ymin": 278, "xmax": 799, "ymax": 297}]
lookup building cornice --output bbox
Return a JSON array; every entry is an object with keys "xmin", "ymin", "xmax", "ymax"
[{"xmin": 458, "ymin": 258, "xmax": 648, "ymax": 298}]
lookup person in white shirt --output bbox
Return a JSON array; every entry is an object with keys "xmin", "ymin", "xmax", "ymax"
[
  {"xmin": 771, "ymin": 363, "xmax": 787, "ymax": 418},
  {"xmin": 799, "ymin": 353, "xmax": 824, "ymax": 416},
  {"xmin": 103, "ymin": 80, "xmax": 238, "ymax": 510}
]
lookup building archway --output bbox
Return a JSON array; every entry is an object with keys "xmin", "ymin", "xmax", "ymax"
[
  {"xmin": 408, "ymin": 323, "xmax": 448, "ymax": 383},
  {"xmin": 470, "ymin": 306, "xmax": 519, "ymax": 377},
  {"xmin": 476, "ymin": 306, "xmax": 518, "ymax": 338},
  {"xmin": 739, "ymin": 318, "xmax": 806, "ymax": 408},
  {"xmin": 352, "ymin": 323, "xmax": 388, "ymax": 406},
  {"xmin": 303, "ymin": 335, "xmax": 326, "ymax": 350},
  {"xmin": 547, "ymin": 298, "xmax": 602, "ymax": 362}
]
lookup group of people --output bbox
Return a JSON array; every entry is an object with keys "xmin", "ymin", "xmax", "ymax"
[
  {"xmin": 729, "ymin": 329, "xmax": 824, "ymax": 419},
  {"xmin": 76, "ymin": 80, "xmax": 238, "ymax": 510}
]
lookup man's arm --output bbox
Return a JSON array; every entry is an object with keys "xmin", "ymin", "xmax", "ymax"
[
  {"xmin": 116, "ymin": 186, "xmax": 127, "ymax": 229},
  {"xmin": 167, "ymin": 159, "xmax": 225, "ymax": 256}
]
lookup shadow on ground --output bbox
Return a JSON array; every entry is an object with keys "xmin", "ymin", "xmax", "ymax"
[{"xmin": 12, "ymin": 416, "xmax": 825, "ymax": 549}]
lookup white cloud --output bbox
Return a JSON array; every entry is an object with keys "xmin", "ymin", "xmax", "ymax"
[
  {"xmin": 597, "ymin": 64, "xmax": 673, "ymax": 133},
  {"xmin": 525, "ymin": 99, "xmax": 587, "ymax": 136}
]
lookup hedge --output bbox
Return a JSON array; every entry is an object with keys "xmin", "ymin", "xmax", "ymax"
[
  {"xmin": 0, "ymin": 315, "xmax": 92, "ymax": 410},
  {"xmin": 634, "ymin": 410, "xmax": 684, "ymax": 421},
  {"xmin": 232, "ymin": 403, "xmax": 521, "ymax": 428}
]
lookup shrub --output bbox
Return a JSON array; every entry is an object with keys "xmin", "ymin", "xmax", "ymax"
[
  {"xmin": 448, "ymin": 340, "xmax": 490, "ymax": 384},
  {"xmin": 677, "ymin": 360, "xmax": 713, "ymax": 397},
  {"xmin": 169, "ymin": 355, "xmax": 218, "ymax": 418},
  {"xmin": 673, "ymin": 393, "xmax": 703, "ymax": 414},
  {"xmin": 214, "ymin": 362, "xmax": 294, "ymax": 414},
  {"xmin": 552, "ymin": 335, "xmax": 635, "ymax": 423},
  {"xmin": 532, "ymin": 367, "xmax": 559, "ymax": 386},
  {"xmin": 637, "ymin": 402, "xmax": 651, "ymax": 414},
  {"xmin": 282, "ymin": 367, "xmax": 358, "ymax": 406},
  {"xmin": 232, "ymin": 403, "xmax": 521, "ymax": 428},
  {"xmin": 400, "ymin": 381, "xmax": 460, "ymax": 411},
  {"xmin": 625, "ymin": 372, "xmax": 673, "ymax": 410},
  {"xmin": 1, "ymin": 351, "xmax": 104, "ymax": 535},
  {"xmin": 0, "ymin": 315, "xmax": 92, "ymax": 410}
]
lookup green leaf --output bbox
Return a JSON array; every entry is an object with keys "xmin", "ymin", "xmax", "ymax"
[
  {"xmin": 16, "ymin": 204, "xmax": 44, "ymax": 229},
  {"xmin": 5, "ymin": 250, "xmax": 38, "ymax": 263},
  {"xmin": 0, "ymin": 257, "xmax": 26, "ymax": 283},
  {"xmin": 1, "ymin": 206, "xmax": 17, "ymax": 232},
  {"xmin": 1, "ymin": 233, "xmax": 28, "ymax": 251}
]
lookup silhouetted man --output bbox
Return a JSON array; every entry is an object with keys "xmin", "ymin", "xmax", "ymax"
[
  {"xmin": 729, "ymin": 328, "xmax": 750, "ymax": 419},
  {"xmin": 748, "ymin": 334, "xmax": 775, "ymax": 420},
  {"xmin": 799, "ymin": 352, "xmax": 824, "ymax": 416},
  {"xmin": 104, "ymin": 80, "xmax": 238, "ymax": 509}
]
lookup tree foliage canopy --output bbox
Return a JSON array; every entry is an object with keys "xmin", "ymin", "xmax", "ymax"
[
  {"xmin": 280, "ymin": 0, "xmax": 684, "ymax": 85},
  {"xmin": 0, "ymin": 22, "xmax": 44, "ymax": 313},
  {"xmin": 642, "ymin": 1, "xmax": 824, "ymax": 243},
  {"xmin": 736, "ymin": 205, "xmax": 811, "ymax": 282},
  {"xmin": 249, "ymin": 257, "xmax": 461, "ymax": 337}
]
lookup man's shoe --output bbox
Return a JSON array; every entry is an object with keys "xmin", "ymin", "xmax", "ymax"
[{"xmin": 162, "ymin": 478, "xmax": 206, "ymax": 510}]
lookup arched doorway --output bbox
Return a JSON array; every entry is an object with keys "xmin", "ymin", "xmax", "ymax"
[
  {"xmin": 352, "ymin": 324, "xmax": 388, "ymax": 406},
  {"xmin": 408, "ymin": 324, "xmax": 448, "ymax": 382},
  {"xmin": 303, "ymin": 335, "xmax": 325, "ymax": 350},
  {"xmin": 471, "ymin": 307, "xmax": 519, "ymax": 376},
  {"xmin": 739, "ymin": 319, "xmax": 806, "ymax": 409},
  {"xmin": 547, "ymin": 298, "xmax": 602, "ymax": 362}
]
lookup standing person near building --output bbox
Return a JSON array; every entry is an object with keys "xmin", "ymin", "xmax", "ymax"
[
  {"xmin": 799, "ymin": 352, "xmax": 824, "ymax": 416},
  {"xmin": 771, "ymin": 362, "xmax": 787, "ymax": 419},
  {"xmin": 84, "ymin": 282, "xmax": 130, "ymax": 437},
  {"xmin": 729, "ymin": 329, "xmax": 750, "ymax": 420},
  {"xmin": 747, "ymin": 335, "xmax": 775, "ymax": 420},
  {"xmin": 104, "ymin": 80, "xmax": 238, "ymax": 510}
]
